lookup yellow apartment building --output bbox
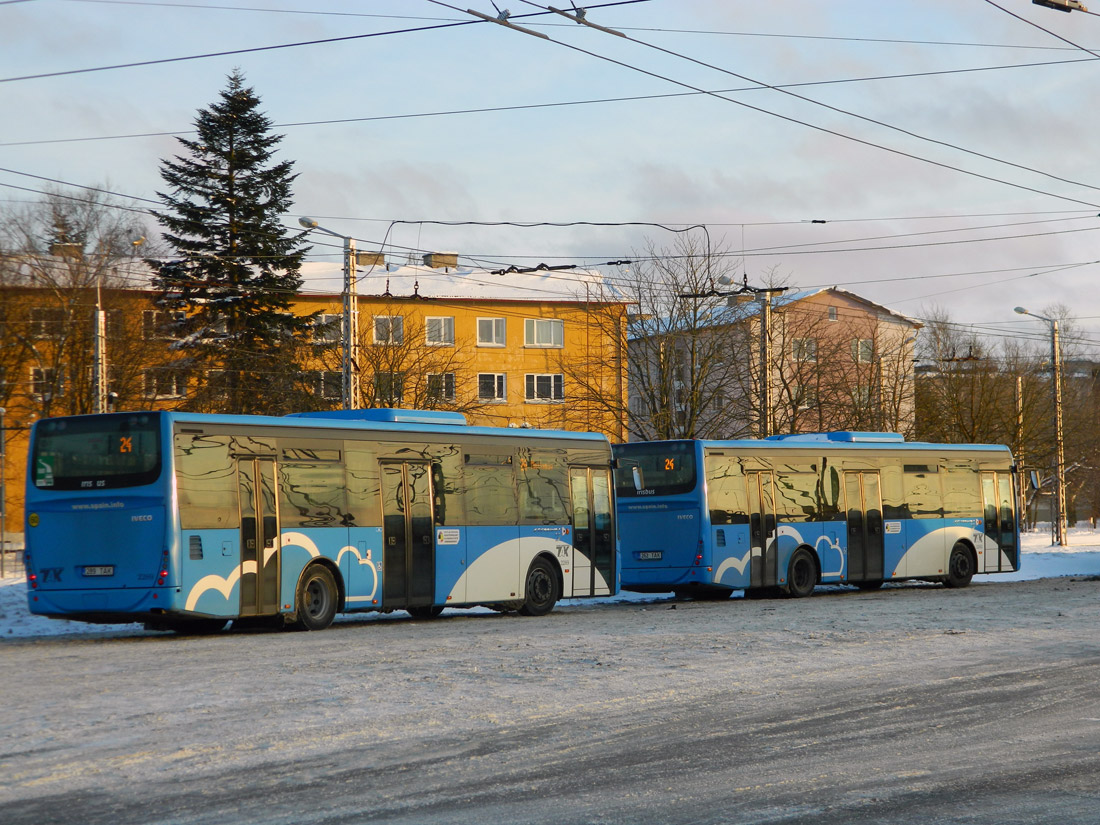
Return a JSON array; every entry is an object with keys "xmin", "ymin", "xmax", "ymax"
[{"xmin": 0, "ymin": 253, "xmax": 631, "ymax": 539}]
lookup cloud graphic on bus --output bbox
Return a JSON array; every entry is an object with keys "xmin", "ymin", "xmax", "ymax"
[{"xmin": 184, "ymin": 561, "xmax": 254, "ymax": 611}]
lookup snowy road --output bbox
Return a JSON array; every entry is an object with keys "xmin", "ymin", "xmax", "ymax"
[{"xmin": 3, "ymin": 574, "xmax": 1100, "ymax": 824}]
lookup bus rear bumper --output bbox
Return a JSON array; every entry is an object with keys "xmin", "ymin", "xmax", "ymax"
[{"xmin": 27, "ymin": 587, "xmax": 180, "ymax": 621}]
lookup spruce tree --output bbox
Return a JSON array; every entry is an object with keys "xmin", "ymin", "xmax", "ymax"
[{"xmin": 151, "ymin": 69, "xmax": 314, "ymax": 415}]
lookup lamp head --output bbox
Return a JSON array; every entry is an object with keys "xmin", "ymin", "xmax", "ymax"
[
  {"xmin": 1014, "ymin": 306, "xmax": 1029, "ymax": 316},
  {"xmin": 298, "ymin": 217, "xmax": 319, "ymax": 230}
]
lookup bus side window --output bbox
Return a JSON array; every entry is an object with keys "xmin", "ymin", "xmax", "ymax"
[
  {"xmin": 879, "ymin": 462, "xmax": 908, "ymax": 519},
  {"xmin": 903, "ymin": 465, "xmax": 942, "ymax": 518},
  {"xmin": 705, "ymin": 455, "xmax": 749, "ymax": 525},
  {"xmin": 175, "ymin": 434, "xmax": 239, "ymax": 530},
  {"xmin": 344, "ymin": 444, "xmax": 381, "ymax": 528},
  {"xmin": 818, "ymin": 464, "xmax": 842, "ymax": 521}
]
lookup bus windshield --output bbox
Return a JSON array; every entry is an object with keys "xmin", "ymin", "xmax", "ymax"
[
  {"xmin": 614, "ymin": 441, "xmax": 697, "ymax": 497},
  {"xmin": 32, "ymin": 413, "xmax": 162, "ymax": 490}
]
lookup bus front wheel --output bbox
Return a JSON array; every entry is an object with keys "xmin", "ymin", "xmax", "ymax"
[
  {"xmin": 785, "ymin": 549, "xmax": 817, "ymax": 598},
  {"xmin": 943, "ymin": 543, "xmax": 975, "ymax": 589},
  {"xmin": 292, "ymin": 565, "xmax": 339, "ymax": 631},
  {"xmin": 519, "ymin": 556, "xmax": 560, "ymax": 616}
]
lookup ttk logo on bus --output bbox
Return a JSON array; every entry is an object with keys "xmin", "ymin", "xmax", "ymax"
[{"xmin": 41, "ymin": 568, "xmax": 63, "ymax": 583}]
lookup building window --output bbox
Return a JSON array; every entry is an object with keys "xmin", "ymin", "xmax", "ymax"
[
  {"xmin": 374, "ymin": 371, "xmax": 404, "ymax": 404},
  {"xmin": 524, "ymin": 318, "xmax": 564, "ymax": 348},
  {"xmin": 828, "ymin": 306, "xmax": 838, "ymax": 322},
  {"xmin": 792, "ymin": 383, "xmax": 817, "ymax": 410},
  {"xmin": 31, "ymin": 367, "xmax": 62, "ymax": 401},
  {"xmin": 525, "ymin": 373, "xmax": 564, "ymax": 402},
  {"xmin": 477, "ymin": 317, "xmax": 506, "ymax": 347},
  {"xmin": 425, "ymin": 317, "xmax": 455, "ymax": 346},
  {"xmin": 852, "ymin": 338, "xmax": 874, "ymax": 363},
  {"xmin": 144, "ymin": 369, "xmax": 187, "ymax": 399},
  {"xmin": 311, "ymin": 313, "xmax": 341, "ymax": 345},
  {"xmin": 304, "ymin": 370, "xmax": 341, "ymax": 399},
  {"xmin": 30, "ymin": 307, "xmax": 66, "ymax": 339},
  {"xmin": 427, "ymin": 372, "xmax": 456, "ymax": 401},
  {"xmin": 373, "ymin": 315, "xmax": 404, "ymax": 345},
  {"xmin": 792, "ymin": 338, "xmax": 817, "ymax": 363},
  {"xmin": 142, "ymin": 309, "xmax": 185, "ymax": 340},
  {"xmin": 478, "ymin": 373, "xmax": 506, "ymax": 401}
]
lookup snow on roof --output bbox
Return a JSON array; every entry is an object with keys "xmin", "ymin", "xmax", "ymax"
[{"xmin": 298, "ymin": 261, "xmax": 625, "ymax": 304}]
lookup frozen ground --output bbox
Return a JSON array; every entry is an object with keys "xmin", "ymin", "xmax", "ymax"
[{"xmin": 2, "ymin": 525, "xmax": 1099, "ymax": 639}]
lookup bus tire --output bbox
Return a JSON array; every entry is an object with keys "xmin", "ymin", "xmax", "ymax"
[
  {"xmin": 785, "ymin": 548, "xmax": 817, "ymax": 598},
  {"xmin": 292, "ymin": 564, "xmax": 339, "ymax": 631},
  {"xmin": 407, "ymin": 606, "xmax": 444, "ymax": 619},
  {"xmin": 518, "ymin": 556, "xmax": 560, "ymax": 617},
  {"xmin": 944, "ymin": 543, "xmax": 975, "ymax": 589}
]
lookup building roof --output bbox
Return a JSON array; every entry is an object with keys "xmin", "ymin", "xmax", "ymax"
[{"xmin": 299, "ymin": 261, "xmax": 625, "ymax": 304}]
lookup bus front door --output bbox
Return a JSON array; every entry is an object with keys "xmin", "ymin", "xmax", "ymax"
[
  {"xmin": 844, "ymin": 471, "xmax": 884, "ymax": 583},
  {"xmin": 747, "ymin": 471, "xmax": 778, "ymax": 589},
  {"xmin": 569, "ymin": 466, "xmax": 615, "ymax": 597},
  {"xmin": 380, "ymin": 461, "xmax": 435, "ymax": 610},
  {"xmin": 981, "ymin": 472, "xmax": 1018, "ymax": 572},
  {"xmin": 238, "ymin": 458, "xmax": 280, "ymax": 617}
]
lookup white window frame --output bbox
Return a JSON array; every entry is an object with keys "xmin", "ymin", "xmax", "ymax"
[
  {"xmin": 525, "ymin": 373, "xmax": 564, "ymax": 403},
  {"xmin": 144, "ymin": 369, "xmax": 187, "ymax": 399},
  {"xmin": 311, "ymin": 313, "xmax": 341, "ymax": 346},
  {"xmin": 852, "ymin": 338, "xmax": 874, "ymax": 363},
  {"xmin": 477, "ymin": 317, "xmax": 506, "ymax": 347},
  {"xmin": 425, "ymin": 316, "xmax": 455, "ymax": 347},
  {"xmin": 304, "ymin": 369, "xmax": 341, "ymax": 399},
  {"xmin": 524, "ymin": 318, "xmax": 564, "ymax": 348},
  {"xmin": 478, "ymin": 373, "xmax": 507, "ymax": 402},
  {"xmin": 142, "ymin": 309, "xmax": 185, "ymax": 341},
  {"xmin": 792, "ymin": 337, "xmax": 818, "ymax": 363},
  {"xmin": 373, "ymin": 315, "xmax": 404, "ymax": 345},
  {"xmin": 31, "ymin": 367, "xmax": 62, "ymax": 401},
  {"xmin": 374, "ymin": 371, "xmax": 404, "ymax": 403},
  {"xmin": 427, "ymin": 372, "xmax": 456, "ymax": 402}
]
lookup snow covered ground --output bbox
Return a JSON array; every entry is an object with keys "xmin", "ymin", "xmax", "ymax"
[{"xmin": 3, "ymin": 526, "xmax": 1099, "ymax": 640}]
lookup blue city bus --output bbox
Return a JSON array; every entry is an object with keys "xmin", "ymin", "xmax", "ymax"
[
  {"xmin": 613, "ymin": 432, "xmax": 1019, "ymax": 598},
  {"xmin": 24, "ymin": 409, "xmax": 616, "ymax": 632}
]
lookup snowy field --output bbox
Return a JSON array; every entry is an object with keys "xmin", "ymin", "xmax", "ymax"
[{"xmin": 3, "ymin": 526, "xmax": 1099, "ymax": 640}]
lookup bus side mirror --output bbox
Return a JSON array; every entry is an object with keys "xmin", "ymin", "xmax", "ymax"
[
  {"xmin": 632, "ymin": 466, "xmax": 645, "ymax": 492},
  {"xmin": 1029, "ymin": 470, "xmax": 1041, "ymax": 491}
]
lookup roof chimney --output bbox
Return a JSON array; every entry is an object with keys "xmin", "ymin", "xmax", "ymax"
[{"xmin": 422, "ymin": 252, "xmax": 458, "ymax": 269}]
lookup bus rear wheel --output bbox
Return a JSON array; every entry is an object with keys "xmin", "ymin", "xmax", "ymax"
[
  {"xmin": 785, "ymin": 549, "xmax": 817, "ymax": 598},
  {"xmin": 944, "ymin": 543, "xmax": 975, "ymax": 589},
  {"xmin": 519, "ymin": 556, "xmax": 560, "ymax": 616},
  {"xmin": 292, "ymin": 565, "xmax": 338, "ymax": 631}
]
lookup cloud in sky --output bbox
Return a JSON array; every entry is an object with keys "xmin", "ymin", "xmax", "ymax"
[{"xmin": 4, "ymin": 0, "xmax": 1100, "ymax": 348}]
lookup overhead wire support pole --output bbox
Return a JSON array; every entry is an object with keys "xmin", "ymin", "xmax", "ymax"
[{"xmin": 300, "ymin": 217, "xmax": 360, "ymax": 410}]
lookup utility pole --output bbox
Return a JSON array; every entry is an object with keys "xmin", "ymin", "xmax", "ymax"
[
  {"xmin": 1014, "ymin": 307, "xmax": 1067, "ymax": 546},
  {"xmin": 92, "ymin": 278, "xmax": 108, "ymax": 414},
  {"xmin": 299, "ymin": 218, "xmax": 360, "ymax": 410}
]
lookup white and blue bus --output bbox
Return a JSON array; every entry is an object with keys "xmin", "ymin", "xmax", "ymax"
[
  {"xmin": 613, "ymin": 432, "xmax": 1019, "ymax": 598},
  {"xmin": 24, "ymin": 409, "xmax": 616, "ymax": 632}
]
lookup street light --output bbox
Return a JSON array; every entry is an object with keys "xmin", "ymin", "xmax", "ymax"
[
  {"xmin": 299, "ymin": 217, "xmax": 360, "ymax": 410},
  {"xmin": 1014, "ymin": 306, "xmax": 1067, "ymax": 547}
]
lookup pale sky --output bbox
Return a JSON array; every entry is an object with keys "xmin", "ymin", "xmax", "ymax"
[{"xmin": 4, "ymin": 0, "xmax": 1100, "ymax": 354}]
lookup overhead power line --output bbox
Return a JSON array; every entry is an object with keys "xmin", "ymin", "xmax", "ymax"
[{"xmin": 0, "ymin": 1, "xmax": 648, "ymax": 83}]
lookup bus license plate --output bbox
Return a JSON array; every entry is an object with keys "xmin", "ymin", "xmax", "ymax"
[
  {"xmin": 83, "ymin": 566, "xmax": 115, "ymax": 577},
  {"xmin": 638, "ymin": 551, "xmax": 663, "ymax": 561}
]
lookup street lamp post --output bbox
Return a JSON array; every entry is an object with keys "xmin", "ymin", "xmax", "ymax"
[
  {"xmin": 299, "ymin": 218, "xmax": 359, "ymax": 410},
  {"xmin": 1014, "ymin": 306, "xmax": 1067, "ymax": 546}
]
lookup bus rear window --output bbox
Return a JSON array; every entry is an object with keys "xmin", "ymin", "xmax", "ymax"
[
  {"xmin": 613, "ymin": 442, "xmax": 697, "ymax": 497},
  {"xmin": 33, "ymin": 414, "xmax": 162, "ymax": 490}
]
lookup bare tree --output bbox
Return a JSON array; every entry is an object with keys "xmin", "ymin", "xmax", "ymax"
[{"xmin": 0, "ymin": 187, "xmax": 157, "ymax": 419}]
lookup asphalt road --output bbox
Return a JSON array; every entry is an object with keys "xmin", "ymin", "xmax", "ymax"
[{"xmin": 3, "ymin": 576, "xmax": 1099, "ymax": 824}]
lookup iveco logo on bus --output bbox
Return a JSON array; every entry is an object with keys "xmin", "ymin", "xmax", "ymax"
[
  {"xmin": 676, "ymin": 514, "xmax": 694, "ymax": 520},
  {"xmin": 131, "ymin": 515, "xmax": 153, "ymax": 522}
]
